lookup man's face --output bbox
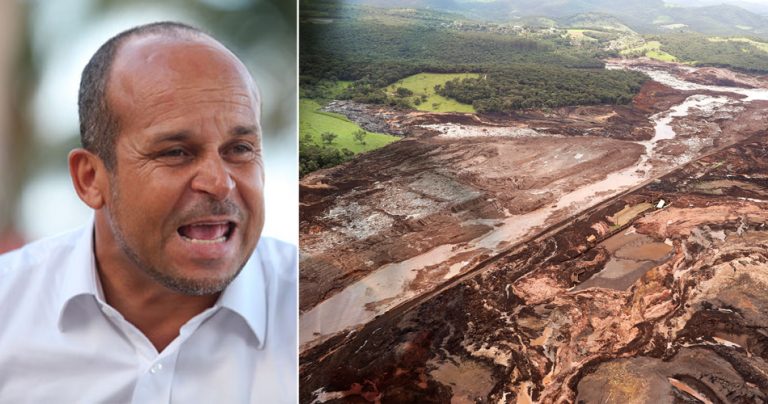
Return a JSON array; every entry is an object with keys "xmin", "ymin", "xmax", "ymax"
[{"xmin": 104, "ymin": 35, "xmax": 264, "ymax": 295}]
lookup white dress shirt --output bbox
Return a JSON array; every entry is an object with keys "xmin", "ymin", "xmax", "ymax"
[{"xmin": 0, "ymin": 220, "xmax": 297, "ymax": 403}]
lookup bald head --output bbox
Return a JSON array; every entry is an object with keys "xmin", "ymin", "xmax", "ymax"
[{"xmin": 78, "ymin": 22, "xmax": 258, "ymax": 171}]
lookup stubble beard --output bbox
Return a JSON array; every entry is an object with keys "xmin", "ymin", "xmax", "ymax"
[{"xmin": 106, "ymin": 175, "xmax": 246, "ymax": 296}]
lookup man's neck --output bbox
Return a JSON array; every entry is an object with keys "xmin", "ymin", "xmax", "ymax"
[
  {"xmin": 93, "ymin": 223, "xmax": 219, "ymax": 352},
  {"xmin": 97, "ymin": 266, "xmax": 219, "ymax": 352}
]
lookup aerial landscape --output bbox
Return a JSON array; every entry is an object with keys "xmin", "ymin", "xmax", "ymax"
[{"xmin": 299, "ymin": 0, "xmax": 768, "ymax": 402}]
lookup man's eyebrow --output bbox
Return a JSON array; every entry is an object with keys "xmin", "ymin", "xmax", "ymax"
[
  {"xmin": 230, "ymin": 125, "xmax": 260, "ymax": 137},
  {"xmin": 152, "ymin": 131, "xmax": 192, "ymax": 144},
  {"xmin": 149, "ymin": 126, "xmax": 258, "ymax": 143}
]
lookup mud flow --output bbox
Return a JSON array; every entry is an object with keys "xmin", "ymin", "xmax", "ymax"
[{"xmin": 300, "ymin": 60, "xmax": 768, "ymax": 403}]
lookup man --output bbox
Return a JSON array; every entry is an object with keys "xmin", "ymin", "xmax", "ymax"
[{"xmin": 0, "ymin": 22, "xmax": 297, "ymax": 403}]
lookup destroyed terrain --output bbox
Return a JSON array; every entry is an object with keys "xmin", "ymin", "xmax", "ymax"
[{"xmin": 300, "ymin": 60, "xmax": 768, "ymax": 402}]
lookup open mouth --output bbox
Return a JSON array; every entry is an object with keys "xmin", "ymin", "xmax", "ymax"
[{"xmin": 177, "ymin": 221, "xmax": 236, "ymax": 244}]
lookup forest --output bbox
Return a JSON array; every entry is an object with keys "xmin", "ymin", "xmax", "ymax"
[
  {"xmin": 298, "ymin": 7, "xmax": 651, "ymax": 174},
  {"xmin": 657, "ymin": 33, "xmax": 768, "ymax": 73},
  {"xmin": 436, "ymin": 65, "xmax": 648, "ymax": 113},
  {"xmin": 298, "ymin": 18, "xmax": 653, "ymax": 109},
  {"xmin": 299, "ymin": 136, "xmax": 354, "ymax": 177},
  {"xmin": 300, "ymin": 20, "xmax": 612, "ymax": 96}
]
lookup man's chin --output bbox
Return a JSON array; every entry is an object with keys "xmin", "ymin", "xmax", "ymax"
[
  {"xmin": 143, "ymin": 257, "xmax": 246, "ymax": 296},
  {"xmin": 152, "ymin": 270, "xmax": 237, "ymax": 296}
]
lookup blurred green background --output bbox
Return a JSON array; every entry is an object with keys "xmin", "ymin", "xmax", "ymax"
[{"xmin": 0, "ymin": 0, "xmax": 297, "ymax": 252}]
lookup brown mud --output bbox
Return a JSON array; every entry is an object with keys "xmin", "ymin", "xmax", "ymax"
[
  {"xmin": 301, "ymin": 62, "xmax": 768, "ymax": 314},
  {"xmin": 301, "ymin": 134, "xmax": 768, "ymax": 404},
  {"xmin": 300, "ymin": 61, "xmax": 768, "ymax": 402}
]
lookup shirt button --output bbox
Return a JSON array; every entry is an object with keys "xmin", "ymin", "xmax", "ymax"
[{"xmin": 150, "ymin": 363, "xmax": 163, "ymax": 374}]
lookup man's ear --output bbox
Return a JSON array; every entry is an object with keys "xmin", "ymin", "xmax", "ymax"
[{"xmin": 68, "ymin": 148, "xmax": 109, "ymax": 209}]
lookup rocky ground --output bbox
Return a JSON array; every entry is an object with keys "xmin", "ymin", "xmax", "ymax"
[
  {"xmin": 300, "ymin": 133, "xmax": 643, "ymax": 311},
  {"xmin": 300, "ymin": 61, "xmax": 768, "ymax": 402},
  {"xmin": 301, "ymin": 133, "xmax": 768, "ymax": 403},
  {"xmin": 301, "ymin": 64, "xmax": 767, "ymax": 314},
  {"xmin": 323, "ymin": 101, "xmax": 415, "ymax": 136}
]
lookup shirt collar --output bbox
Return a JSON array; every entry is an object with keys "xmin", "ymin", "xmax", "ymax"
[
  {"xmin": 56, "ymin": 215, "xmax": 267, "ymax": 347},
  {"xmin": 56, "ymin": 216, "xmax": 104, "ymax": 332},
  {"xmin": 216, "ymin": 243, "xmax": 267, "ymax": 349}
]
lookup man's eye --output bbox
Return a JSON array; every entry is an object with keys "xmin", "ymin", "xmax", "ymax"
[
  {"xmin": 226, "ymin": 143, "xmax": 258, "ymax": 161},
  {"xmin": 232, "ymin": 144, "xmax": 254, "ymax": 154},
  {"xmin": 160, "ymin": 148, "xmax": 188, "ymax": 158}
]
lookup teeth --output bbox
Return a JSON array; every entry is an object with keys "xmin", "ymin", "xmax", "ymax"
[{"xmin": 181, "ymin": 235, "xmax": 226, "ymax": 244}]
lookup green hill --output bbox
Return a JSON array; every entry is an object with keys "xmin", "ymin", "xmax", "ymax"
[{"xmin": 316, "ymin": 0, "xmax": 768, "ymax": 38}]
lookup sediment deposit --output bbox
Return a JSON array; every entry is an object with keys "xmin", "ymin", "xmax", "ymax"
[
  {"xmin": 302, "ymin": 135, "xmax": 768, "ymax": 403},
  {"xmin": 300, "ymin": 60, "xmax": 768, "ymax": 402}
]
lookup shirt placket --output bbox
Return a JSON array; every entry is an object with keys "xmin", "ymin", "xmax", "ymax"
[
  {"xmin": 98, "ymin": 302, "xmax": 218, "ymax": 404},
  {"xmin": 131, "ymin": 349, "xmax": 180, "ymax": 404}
]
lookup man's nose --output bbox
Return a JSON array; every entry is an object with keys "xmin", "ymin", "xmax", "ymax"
[{"xmin": 190, "ymin": 153, "xmax": 235, "ymax": 200}]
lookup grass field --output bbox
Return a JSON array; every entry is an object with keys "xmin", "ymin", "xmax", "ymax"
[
  {"xmin": 301, "ymin": 80, "xmax": 353, "ymax": 100},
  {"xmin": 299, "ymin": 99, "xmax": 399, "ymax": 153},
  {"xmin": 330, "ymin": 80, "xmax": 353, "ymax": 97},
  {"xmin": 386, "ymin": 72, "xmax": 479, "ymax": 113},
  {"xmin": 566, "ymin": 29, "xmax": 599, "ymax": 42},
  {"xmin": 620, "ymin": 40, "xmax": 677, "ymax": 62},
  {"xmin": 709, "ymin": 37, "xmax": 768, "ymax": 53}
]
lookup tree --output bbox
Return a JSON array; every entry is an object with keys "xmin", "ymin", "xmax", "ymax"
[
  {"xmin": 299, "ymin": 141, "xmax": 356, "ymax": 177},
  {"xmin": 321, "ymin": 131, "xmax": 337, "ymax": 145},
  {"xmin": 395, "ymin": 87, "xmax": 413, "ymax": 97},
  {"xmin": 353, "ymin": 129, "xmax": 367, "ymax": 145}
]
